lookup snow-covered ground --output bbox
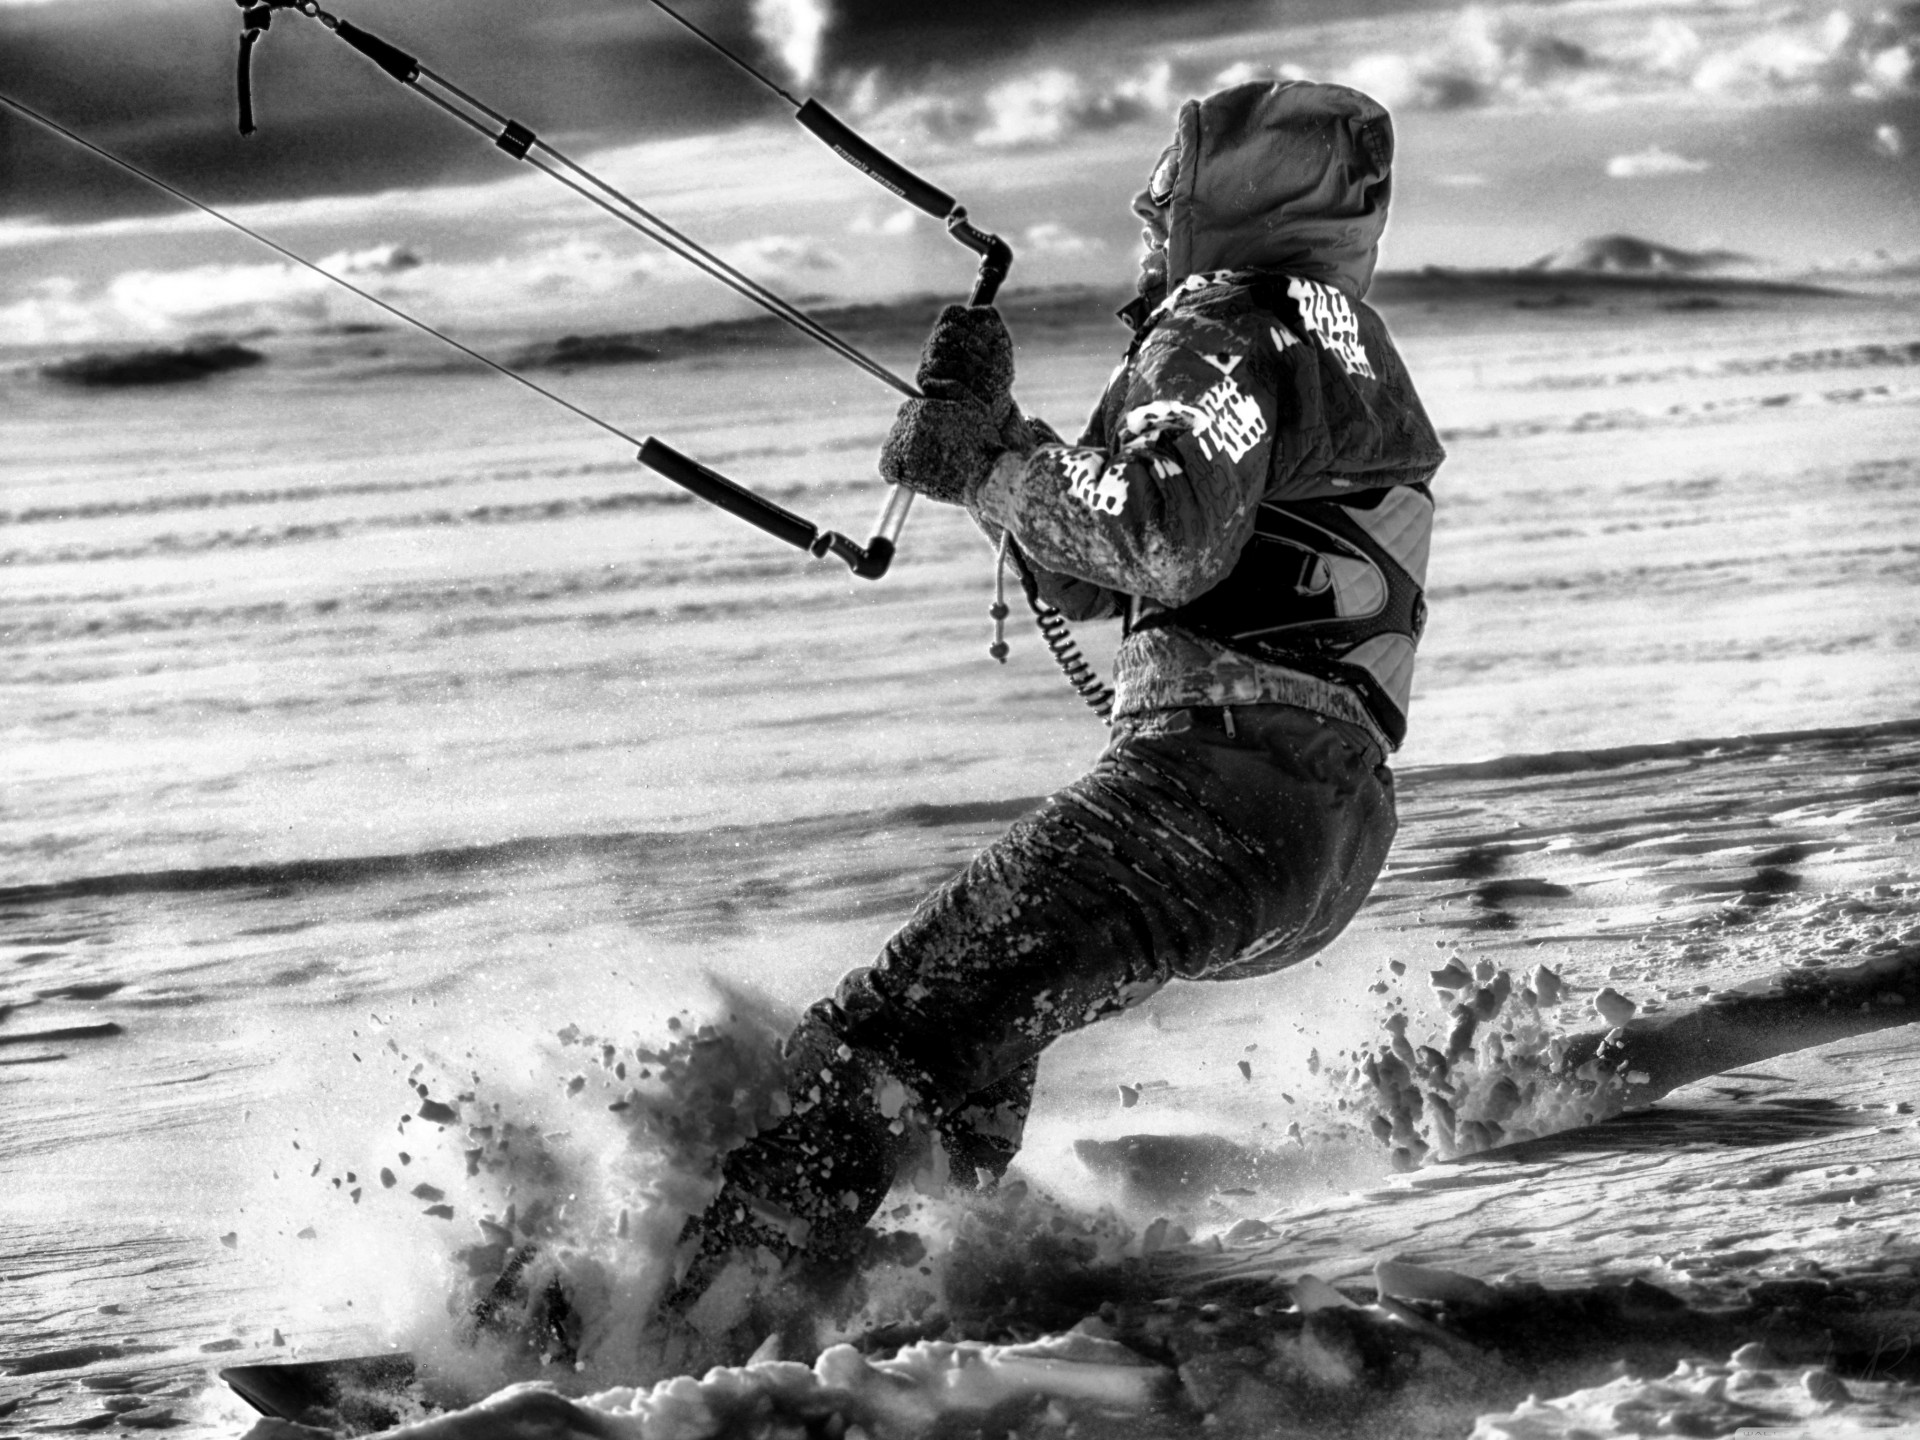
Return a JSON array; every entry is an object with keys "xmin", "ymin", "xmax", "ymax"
[{"xmin": 2, "ymin": 273, "xmax": 1917, "ymax": 1436}]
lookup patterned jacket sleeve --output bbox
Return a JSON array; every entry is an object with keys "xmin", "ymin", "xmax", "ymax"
[
  {"xmin": 983, "ymin": 409, "xmax": 1125, "ymax": 621},
  {"xmin": 970, "ymin": 303, "xmax": 1282, "ymax": 608}
]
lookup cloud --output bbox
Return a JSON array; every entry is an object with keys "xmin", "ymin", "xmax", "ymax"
[
  {"xmin": 1605, "ymin": 146, "xmax": 1710, "ymax": 180},
  {"xmin": 720, "ymin": 234, "xmax": 842, "ymax": 278},
  {"xmin": 1875, "ymin": 123, "xmax": 1904, "ymax": 159},
  {"xmin": 0, "ymin": 238, "xmax": 671, "ymax": 346},
  {"xmin": 848, "ymin": 209, "xmax": 917, "ymax": 237},
  {"xmin": 320, "ymin": 244, "xmax": 423, "ymax": 277},
  {"xmin": 1021, "ymin": 221, "xmax": 1103, "ymax": 257},
  {"xmin": 1623, "ymin": 18, "xmax": 1705, "ymax": 80},
  {"xmin": 1684, "ymin": 8, "xmax": 1915, "ymax": 101},
  {"xmin": 752, "ymin": 0, "xmax": 831, "ymax": 89},
  {"xmin": 970, "ymin": 62, "xmax": 1175, "ymax": 148},
  {"xmin": 0, "ymin": 115, "xmax": 981, "ymax": 345},
  {"xmin": 1689, "ymin": 25, "xmax": 1848, "ymax": 99},
  {"xmin": 844, "ymin": 57, "xmax": 1179, "ymax": 153},
  {"xmin": 975, "ymin": 70, "xmax": 1096, "ymax": 148},
  {"xmin": 1336, "ymin": 8, "xmax": 1597, "ymax": 113},
  {"xmin": 1331, "ymin": 3, "xmax": 1920, "ymax": 114},
  {"xmin": 0, "ymin": 263, "xmax": 328, "ymax": 345}
]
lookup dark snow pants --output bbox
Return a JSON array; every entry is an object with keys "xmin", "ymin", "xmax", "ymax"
[{"xmin": 685, "ymin": 702, "xmax": 1397, "ymax": 1272}]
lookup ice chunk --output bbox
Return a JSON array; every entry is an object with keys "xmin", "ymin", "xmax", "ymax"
[
  {"xmin": 1592, "ymin": 987, "xmax": 1637, "ymax": 1027},
  {"xmin": 1292, "ymin": 1274, "xmax": 1360, "ymax": 1312},
  {"xmin": 1374, "ymin": 1257, "xmax": 1496, "ymax": 1308}
]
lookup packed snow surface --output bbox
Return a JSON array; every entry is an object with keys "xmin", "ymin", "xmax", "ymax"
[{"xmin": 3, "ymin": 279, "xmax": 1917, "ymax": 1436}]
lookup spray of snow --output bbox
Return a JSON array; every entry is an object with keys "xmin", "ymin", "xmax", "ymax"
[
  {"xmin": 339, "ymin": 985, "xmax": 793, "ymax": 1396},
  {"xmin": 751, "ymin": 0, "xmax": 831, "ymax": 90},
  {"xmin": 355, "ymin": 980, "xmax": 1177, "ymax": 1411},
  {"xmin": 1325, "ymin": 955, "xmax": 1633, "ymax": 1169}
]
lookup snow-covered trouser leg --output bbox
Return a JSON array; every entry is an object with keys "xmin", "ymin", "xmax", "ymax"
[
  {"xmin": 837, "ymin": 702, "xmax": 1395, "ymax": 1174},
  {"xmin": 677, "ymin": 703, "xmax": 1394, "ymax": 1283},
  {"xmin": 672, "ymin": 1011, "xmax": 915, "ymax": 1293}
]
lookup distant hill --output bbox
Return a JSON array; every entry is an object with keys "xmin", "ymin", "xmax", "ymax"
[
  {"xmin": 40, "ymin": 340, "xmax": 265, "ymax": 388},
  {"xmin": 1527, "ymin": 234, "xmax": 1757, "ymax": 276},
  {"xmin": 1370, "ymin": 238, "xmax": 1840, "ymax": 308},
  {"xmin": 368, "ymin": 259, "xmax": 1855, "ymax": 384},
  {"xmin": 509, "ymin": 332, "xmax": 662, "ymax": 370}
]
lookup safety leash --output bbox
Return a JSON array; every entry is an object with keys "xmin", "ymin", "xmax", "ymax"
[{"xmin": 994, "ymin": 537, "xmax": 1116, "ymax": 722}]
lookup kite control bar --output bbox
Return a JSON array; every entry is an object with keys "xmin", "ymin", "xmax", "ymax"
[
  {"xmin": 781, "ymin": 99, "xmax": 1011, "ymax": 570},
  {"xmin": 638, "ymin": 439, "xmax": 908, "ymax": 579},
  {"xmin": 791, "ymin": 101, "xmax": 1013, "ymax": 308},
  {"xmin": 644, "ymin": 0, "xmax": 1014, "ymax": 308},
  {"xmin": 0, "ymin": 84, "xmax": 899, "ymax": 581},
  {"xmin": 641, "ymin": 0, "xmax": 1017, "ymax": 571},
  {"xmin": 228, "ymin": 0, "xmax": 1018, "ymax": 581}
]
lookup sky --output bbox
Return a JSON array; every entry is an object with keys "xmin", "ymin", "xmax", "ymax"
[{"xmin": 1, "ymin": 0, "xmax": 1917, "ymax": 344}]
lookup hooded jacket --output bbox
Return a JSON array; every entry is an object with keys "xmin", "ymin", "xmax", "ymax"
[{"xmin": 970, "ymin": 80, "xmax": 1444, "ymax": 749}]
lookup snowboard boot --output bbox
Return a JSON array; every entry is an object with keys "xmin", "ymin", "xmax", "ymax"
[
  {"xmin": 936, "ymin": 1058, "xmax": 1038, "ymax": 1191},
  {"xmin": 469, "ymin": 1244, "xmax": 580, "ymax": 1366},
  {"xmin": 663, "ymin": 1004, "xmax": 919, "ymax": 1319}
]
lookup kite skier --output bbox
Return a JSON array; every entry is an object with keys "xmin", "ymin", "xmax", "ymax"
[{"xmin": 671, "ymin": 77, "xmax": 1445, "ymax": 1320}]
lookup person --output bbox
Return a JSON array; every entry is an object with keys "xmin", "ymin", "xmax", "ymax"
[{"xmin": 667, "ymin": 77, "xmax": 1444, "ymax": 1318}]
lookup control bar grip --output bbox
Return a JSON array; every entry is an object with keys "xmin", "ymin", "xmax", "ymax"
[
  {"xmin": 638, "ymin": 437, "xmax": 817, "ymax": 552},
  {"xmin": 795, "ymin": 100, "xmax": 955, "ymax": 219}
]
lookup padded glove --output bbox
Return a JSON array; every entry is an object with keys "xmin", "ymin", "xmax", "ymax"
[
  {"xmin": 878, "ymin": 395, "xmax": 1003, "ymax": 506},
  {"xmin": 917, "ymin": 304, "xmax": 1015, "ymax": 425}
]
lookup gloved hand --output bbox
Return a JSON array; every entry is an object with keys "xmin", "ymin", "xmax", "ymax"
[
  {"xmin": 917, "ymin": 304, "xmax": 1015, "ymax": 425},
  {"xmin": 878, "ymin": 395, "xmax": 1003, "ymax": 506}
]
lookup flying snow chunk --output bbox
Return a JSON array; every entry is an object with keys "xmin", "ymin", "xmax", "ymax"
[
  {"xmin": 1875, "ymin": 124, "xmax": 1904, "ymax": 158},
  {"xmin": 1605, "ymin": 146, "xmax": 1711, "ymax": 179},
  {"xmin": 1593, "ymin": 987, "xmax": 1638, "ymax": 1027}
]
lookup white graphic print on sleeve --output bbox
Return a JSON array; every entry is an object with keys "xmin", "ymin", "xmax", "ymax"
[
  {"xmin": 1190, "ymin": 351, "xmax": 1266, "ymax": 464},
  {"xmin": 1286, "ymin": 277, "xmax": 1375, "ymax": 381},
  {"xmin": 1119, "ymin": 398, "xmax": 1208, "ymax": 450},
  {"xmin": 1117, "ymin": 351, "xmax": 1267, "ymax": 468},
  {"xmin": 1061, "ymin": 451, "xmax": 1130, "ymax": 516}
]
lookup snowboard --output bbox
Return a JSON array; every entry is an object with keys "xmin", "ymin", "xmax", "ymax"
[{"xmin": 222, "ymin": 1354, "xmax": 421, "ymax": 1433}]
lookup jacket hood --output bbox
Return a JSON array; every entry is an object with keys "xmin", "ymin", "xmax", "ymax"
[{"xmin": 1144, "ymin": 80, "xmax": 1394, "ymax": 301}]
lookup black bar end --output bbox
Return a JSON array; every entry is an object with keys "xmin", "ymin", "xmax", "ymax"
[{"xmin": 336, "ymin": 19, "xmax": 421, "ymax": 84}]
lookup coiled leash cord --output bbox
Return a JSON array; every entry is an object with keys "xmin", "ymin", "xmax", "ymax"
[{"xmin": 993, "ymin": 536, "xmax": 1115, "ymax": 722}]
